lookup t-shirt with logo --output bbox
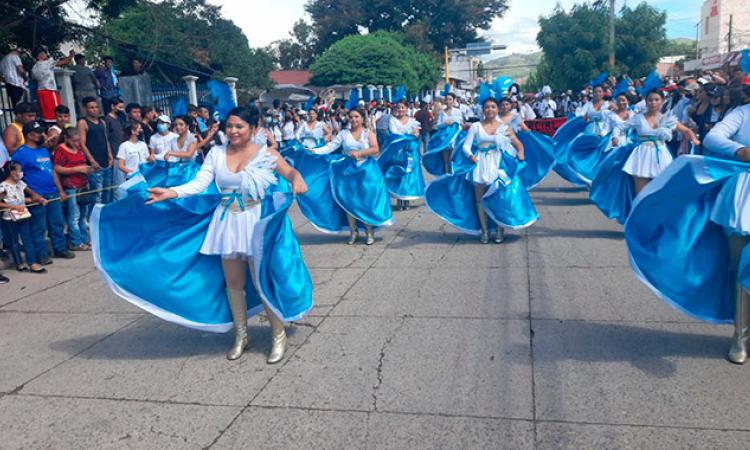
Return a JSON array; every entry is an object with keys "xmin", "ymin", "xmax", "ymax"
[{"xmin": 11, "ymin": 145, "xmax": 57, "ymax": 195}]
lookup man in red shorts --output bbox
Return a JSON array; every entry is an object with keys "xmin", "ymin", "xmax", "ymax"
[{"xmin": 31, "ymin": 47, "xmax": 75, "ymax": 123}]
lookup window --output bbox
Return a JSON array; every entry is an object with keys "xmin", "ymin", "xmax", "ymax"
[{"xmin": 705, "ymin": 16, "xmax": 710, "ymax": 35}]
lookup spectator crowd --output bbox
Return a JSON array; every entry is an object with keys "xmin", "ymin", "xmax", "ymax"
[{"xmin": 0, "ymin": 45, "xmax": 748, "ymax": 285}]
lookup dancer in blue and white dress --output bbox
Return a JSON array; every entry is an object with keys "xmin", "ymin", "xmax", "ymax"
[
  {"xmin": 587, "ymin": 91, "xmax": 638, "ymax": 223},
  {"xmin": 145, "ymin": 106, "xmax": 309, "ymax": 363},
  {"xmin": 297, "ymin": 108, "xmax": 331, "ymax": 149},
  {"xmin": 622, "ymin": 89, "xmax": 699, "ymax": 194},
  {"xmin": 565, "ymin": 85, "xmax": 613, "ymax": 183},
  {"xmin": 381, "ymin": 99, "xmax": 423, "ymax": 210},
  {"xmin": 310, "ymin": 107, "xmax": 393, "ymax": 245},
  {"xmin": 625, "ymin": 102, "xmax": 750, "ymax": 364},
  {"xmin": 424, "ymin": 92, "xmax": 465, "ymax": 175},
  {"xmin": 426, "ymin": 98, "xmax": 538, "ymax": 244},
  {"xmin": 497, "ymin": 97, "xmax": 556, "ymax": 190}
]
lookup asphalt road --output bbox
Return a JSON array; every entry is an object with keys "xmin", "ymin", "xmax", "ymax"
[{"xmin": 1, "ymin": 173, "xmax": 746, "ymax": 449}]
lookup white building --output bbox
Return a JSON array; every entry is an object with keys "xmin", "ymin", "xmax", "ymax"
[{"xmin": 687, "ymin": 0, "xmax": 750, "ymax": 70}]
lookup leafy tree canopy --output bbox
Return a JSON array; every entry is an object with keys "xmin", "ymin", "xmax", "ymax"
[
  {"xmin": 309, "ymin": 31, "xmax": 440, "ymax": 94},
  {"xmin": 267, "ymin": 19, "xmax": 317, "ymax": 70},
  {"xmin": 305, "ymin": 0, "xmax": 509, "ymax": 54},
  {"xmin": 87, "ymin": 0, "xmax": 273, "ymax": 89},
  {"xmin": 536, "ymin": 2, "xmax": 667, "ymax": 91}
]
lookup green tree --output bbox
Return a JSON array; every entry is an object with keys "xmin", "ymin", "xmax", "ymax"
[
  {"xmin": 536, "ymin": 2, "xmax": 667, "ymax": 91},
  {"xmin": 662, "ymin": 38, "xmax": 697, "ymax": 58},
  {"xmin": 615, "ymin": 3, "xmax": 667, "ymax": 77},
  {"xmin": 88, "ymin": 0, "xmax": 273, "ymax": 89},
  {"xmin": 305, "ymin": 0, "xmax": 509, "ymax": 54},
  {"xmin": 536, "ymin": 4, "xmax": 609, "ymax": 91},
  {"xmin": 267, "ymin": 19, "xmax": 318, "ymax": 70},
  {"xmin": 309, "ymin": 31, "xmax": 440, "ymax": 93},
  {"xmin": 0, "ymin": 0, "xmax": 74, "ymax": 55}
]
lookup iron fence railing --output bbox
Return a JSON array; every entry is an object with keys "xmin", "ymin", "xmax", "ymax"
[
  {"xmin": 151, "ymin": 82, "xmax": 189, "ymax": 117},
  {"xmin": 0, "ymin": 82, "xmax": 16, "ymax": 130}
]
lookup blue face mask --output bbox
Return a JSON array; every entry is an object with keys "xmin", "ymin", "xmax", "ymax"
[{"xmin": 157, "ymin": 123, "xmax": 169, "ymax": 133}]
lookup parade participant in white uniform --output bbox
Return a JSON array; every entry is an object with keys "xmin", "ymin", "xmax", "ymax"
[
  {"xmin": 163, "ymin": 116, "xmax": 198, "ymax": 162},
  {"xmin": 148, "ymin": 115, "xmax": 178, "ymax": 161},
  {"xmin": 296, "ymin": 109, "xmax": 331, "ymax": 148},
  {"xmin": 386, "ymin": 100, "xmax": 422, "ymax": 210},
  {"xmin": 576, "ymin": 85, "xmax": 612, "ymax": 136},
  {"xmin": 622, "ymin": 89, "xmax": 699, "ymax": 194},
  {"xmin": 437, "ymin": 93, "xmax": 465, "ymax": 173},
  {"xmin": 704, "ymin": 102, "xmax": 750, "ymax": 363},
  {"xmin": 463, "ymin": 98, "xmax": 525, "ymax": 243},
  {"xmin": 147, "ymin": 107, "xmax": 308, "ymax": 363}
]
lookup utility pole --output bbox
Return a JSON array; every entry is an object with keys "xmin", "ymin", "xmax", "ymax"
[
  {"xmin": 728, "ymin": 14, "xmax": 733, "ymax": 52},
  {"xmin": 608, "ymin": 0, "xmax": 616, "ymax": 70},
  {"xmin": 444, "ymin": 46, "xmax": 450, "ymax": 85}
]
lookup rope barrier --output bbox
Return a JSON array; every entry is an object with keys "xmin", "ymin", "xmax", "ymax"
[{"xmin": 23, "ymin": 184, "xmax": 121, "ymax": 208}]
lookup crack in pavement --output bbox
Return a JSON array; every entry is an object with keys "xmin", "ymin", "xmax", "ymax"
[{"xmin": 372, "ymin": 316, "xmax": 408, "ymax": 411}]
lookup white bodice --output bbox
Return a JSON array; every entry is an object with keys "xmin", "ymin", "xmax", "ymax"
[
  {"xmin": 172, "ymin": 145, "xmax": 277, "ymax": 201},
  {"xmin": 388, "ymin": 116, "xmax": 420, "ymax": 135},
  {"xmin": 463, "ymin": 121, "xmax": 515, "ymax": 157}
]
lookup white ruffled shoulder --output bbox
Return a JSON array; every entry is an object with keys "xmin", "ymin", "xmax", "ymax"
[{"xmin": 240, "ymin": 146, "xmax": 278, "ymax": 200}]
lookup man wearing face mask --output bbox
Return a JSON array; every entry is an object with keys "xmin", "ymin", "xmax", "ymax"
[{"xmin": 148, "ymin": 115, "xmax": 177, "ymax": 161}]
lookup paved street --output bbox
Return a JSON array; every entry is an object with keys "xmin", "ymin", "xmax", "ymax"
[{"xmin": 1, "ymin": 173, "xmax": 748, "ymax": 449}]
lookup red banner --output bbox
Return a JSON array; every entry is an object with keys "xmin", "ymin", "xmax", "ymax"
[{"xmin": 524, "ymin": 118, "xmax": 567, "ymax": 137}]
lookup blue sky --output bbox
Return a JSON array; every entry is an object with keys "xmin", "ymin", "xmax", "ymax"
[{"xmin": 218, "ymin": 0, "xmax": 703, "ymax": 54}]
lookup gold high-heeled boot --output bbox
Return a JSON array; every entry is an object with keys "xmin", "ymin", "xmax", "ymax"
[
  {"xmin": 264, "ymin": 304, "xmax": 287, "ymax": 364},
  {"xmin": 729, "ymin": 282, "xmax": 750, "ymax": 364},
  {"xmin": 495, "ymin": 226, "xmax": 505, "ymax": 244},
  {"xmin": 347, "ymin": 214, "xmax": 358, "ymax": 245},
  {"xmin": 365, "ymin": 225, "xmax": 375, "ymax": 245},
  {"xmin": 226, "ymin": 288, "xmax": 249, "ymax": 360},
  {"xmin": 476, "ymin": 203, "xmax": 489, "ymax": 244}
]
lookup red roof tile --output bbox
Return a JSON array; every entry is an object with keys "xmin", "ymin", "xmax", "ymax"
[{"xmin": 270, "ymin": 71, "xmax": 312, "ymax": 85}]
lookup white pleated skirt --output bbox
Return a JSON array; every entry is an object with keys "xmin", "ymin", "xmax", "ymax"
[
  {"xmin": 466, "ymin": 150, "xmax": 502, "ymax": 185},
  {"xmin": 199, "ymin": 203, "xmax": 262, "ymax": 259},
  {"xmin": 622, "ymin": 141, "xmax": 673, "ymax": 179},
  {"xmin": 711, "ymin": 172, "xmax": 750, "ymax": 236}
]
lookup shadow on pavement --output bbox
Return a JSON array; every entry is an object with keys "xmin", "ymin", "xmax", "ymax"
[
  {"xmin": 529, "ymin": 226, "xmax": 624, "ymax": 240},
  {"xmin": 513, "ymin": 321, "xmax": 730, "ymax": 378},
  {"xmin": 387, "ymin": 230, "xmax": 523, "ymax": 248},
  {"xmin": 532, "ymin": 196, "xmax": 592, "ymax": 207},
  {"xmin": 48, "ymin": 321, "xmax": 299, "ymax": 360},
  {"xmin": 531, "ymin": 186, "xmax": 589, "ymax": 194}
]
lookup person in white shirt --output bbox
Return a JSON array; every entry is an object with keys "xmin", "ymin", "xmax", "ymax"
[
  {"xmin": 539, "ymin": 86, "xmax": 557, "ymax": 119},
  {"xmin": 31, "ymin": 47, "xmax": 75, "ymax": 122},
  {"xmin": 148, "ymin": 115, "xmax": 178, "ymax": 161},
  {"xmin": 0, "ymin": 49, "xmax": 27, "ymax": 108},
  {"xmin": 163, "ymin": 116, "xmax": 199, "ymax": 162},
  {"xmin": 117, "ymin": 122, "xmax": 149, "ymax": 176}
]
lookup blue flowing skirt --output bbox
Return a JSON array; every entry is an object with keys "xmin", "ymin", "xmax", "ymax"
[
  {"xmin": 516, "ymin": 131, "xmax": 557, "ymax": 190},
  {"xmin": 423, "ymin": 123, "xmax": 461, "ymax": 176},
  {"xmin": 567, "ymin": 133, "xmax": 611, "ymax": 183},
  {"xmin": 589, "ymin": 143, "xmax": 637, "ymax": 224},
  {"xmin": 625, "ymin": 155, "xmax": 750, "ymax": 323},
  {"xmin": 552, "ymin": 116, "xmax": 590, "ymax": 187},
  {"xmin": 425, "ymin": 151, "xmax": 538, "ymax": 234},
  {"xmin": 330, "ymin": 157, "xmax": 394, "ymax": 227},
  {"xmin": 287, "ymin": 150, "xmax": 350, "ymax": 233},
  {"xmin": 378, "ymin": 133, "xmax": 426, "ymax": 200},
  {"xmin": 91, "ymin": 161, "xmax": 313, "ymax": 332}
]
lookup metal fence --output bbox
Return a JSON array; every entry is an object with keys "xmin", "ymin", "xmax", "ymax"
[
  {"xmin": 0, "ymin": 82, "xmax": 16, "ymax": 130},
  {"xmin": 150, "ymin": 82, "xmax": 189, "ymax": 118},
  {"xmin": 151, "ymin": 82, "xmax": 213, "ymax": 117}
]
